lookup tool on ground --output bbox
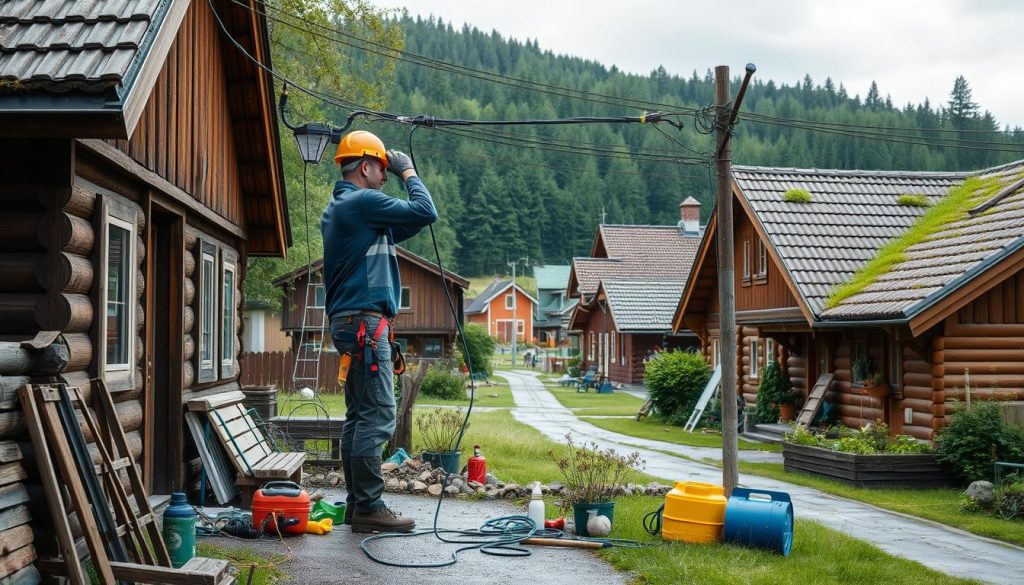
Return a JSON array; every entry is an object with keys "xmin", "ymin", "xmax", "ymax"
[
  {"xmin": 252, "ymin": 481, "xmax": 311, "ymax": 535},
  {"xmin": 544, "ymin": 517, "xmax": 565, "ymax": 530},
  {"xmin": 521, "ymin": 538, "xmax": 605, "ymax": 549},
  {"xmin": 468, "ymin": 444, "xmax": 487, "ymax": 484}
]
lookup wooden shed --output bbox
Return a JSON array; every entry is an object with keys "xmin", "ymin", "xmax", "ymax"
[
  {"xmin": 673, "ymin": 161, "xmax": 1024, "ymax": 440},
  {"xmin": 0, "ymin": 0, "xmax": 288, "ymax": 578},
  {"xmin": 273, "ymin": 248, "xmax": 469, "ymax": 358}
]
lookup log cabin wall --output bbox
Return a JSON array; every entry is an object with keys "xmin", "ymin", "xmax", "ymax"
[
  {"xmin": 739, "ymin": 326, "xmax": 760, "ymax": 406},
  {"xmin": 828, "ymin": 333, "xmax": 885, "ymax": 431},
  {"xmin": 937, "ymin": 272, "xmax": 1024, "ymax": 426},
  {"xmin": 901, "ymin": 343, "xmax": 936, "ymax": 440}
]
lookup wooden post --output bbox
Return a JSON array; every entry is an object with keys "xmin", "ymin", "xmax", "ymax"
[
  {"xmin": 390, "ymin": 361, "xmax": 429, "ymax": 457},
  {"xmin": 715, "ymin": 63, "xmax": 756, "ymax": 496}
]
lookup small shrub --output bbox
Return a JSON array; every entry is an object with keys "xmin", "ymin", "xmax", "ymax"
[
  {"xmin": 755, "ymin": 360, "xmax": 793, "ymax": 423},
  {"xmin": 784, "ymin": 421, "xmax": 932, "ymax": 455},
  {"xmin": 783, "ymin": 188, "xmax": 812, "ymax": 203},
  {"xmin": 548, "ymin": 434, "xmax": 643, "ymax": 509},
  {"xmin": 457, "ymin": 323, "xmax": 496, "ymax": 377},
  {"xmin": 897, "ymin": 194, "xmax": 932, "ymax": 207},
  {"xmin": 995, "ymin": 481, "xmax": 1024, "ymax": 520},
  {"xmin": 784, "ymin": 426, "xmax": 821, "ymax": 446},
  {"xmin": 643, "ymin": 350, "xmax": 712, "ymax": 424},
  {"xmin": 416, "ymin": 407, "xmax": 467, "ymax": 453},
  {"xmin": 935, "ymin": 401, "xmax": 1024, "ymax": 483},
  {"xmin": 420, "ymin": 361, "xmax": 466, "ymax": 401}
]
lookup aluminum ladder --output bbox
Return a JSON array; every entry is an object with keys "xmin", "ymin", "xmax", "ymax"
[{"xmin": 291, "ymin": 273, "xmax": 326, "ymax": 392}]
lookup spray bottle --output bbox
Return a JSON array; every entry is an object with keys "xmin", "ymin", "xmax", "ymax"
[{"xmin": 527, "ymin": 481, "xmax": 545, "ymax": 529}]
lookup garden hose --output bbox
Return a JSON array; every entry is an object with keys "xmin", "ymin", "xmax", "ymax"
[{"xmin": 643, "ymin": 504, "xmax": 665, "ymax": 537}]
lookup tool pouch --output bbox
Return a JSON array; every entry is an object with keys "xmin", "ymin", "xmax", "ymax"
[{"xmin": 391, "ymin": 341, "xmax": 406, "ymax": 375}]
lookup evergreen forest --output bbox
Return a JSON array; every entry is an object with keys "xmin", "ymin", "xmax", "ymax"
[{"xmin": 248, "ymin": 7, "xmax": 1024, "ymax": 305}]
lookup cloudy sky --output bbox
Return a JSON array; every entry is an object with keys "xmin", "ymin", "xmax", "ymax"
[{"xmin": 378, "ymin": 0, "xmax": 1022, "ymax": 128}]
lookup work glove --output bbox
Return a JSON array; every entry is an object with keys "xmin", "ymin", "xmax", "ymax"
[{"xmin": 386, "ymin": 149, "xmax": 414, "ymax": 177}]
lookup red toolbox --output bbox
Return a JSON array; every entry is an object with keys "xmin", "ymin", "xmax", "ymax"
[{"xmin": 251, "ymin": 481, "xmax": 310, "ymax": 535}]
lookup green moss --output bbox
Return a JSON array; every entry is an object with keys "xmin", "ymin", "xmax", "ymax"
[
  {"xmin": 897, "ymin": 194, "xmax": 932, "ymax": 207},
  {"xmin": 784, "ymin": 188, "xmax": 812, "ymax": 203},
  {"xmin": 826, "ymin": 176, "xmax": 1005, "ymax": 309}
]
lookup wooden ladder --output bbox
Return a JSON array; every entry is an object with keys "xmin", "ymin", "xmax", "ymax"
[{"xmin": 796, "ymin": 373, "xmax": 835, "ymax": 429}]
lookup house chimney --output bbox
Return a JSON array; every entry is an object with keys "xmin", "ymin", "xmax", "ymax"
[{"xmin": 678, "ymin": 197, "xmax": 701, "ymax": 235}]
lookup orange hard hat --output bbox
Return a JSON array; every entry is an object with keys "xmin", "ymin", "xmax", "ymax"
[{"xmin": 334, "ymin": 130, "xmax": 388, "ymax": 168}]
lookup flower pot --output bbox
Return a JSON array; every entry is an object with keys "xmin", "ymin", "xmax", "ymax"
[
  {"xmin": 778, "ymin": 404, "xmax": 796, "ymax": 422},
  {"xmin": 420, "ymin": 450, "xmax": 461, "ymax": 475},
  {"xmin": 571, "ymin": 501, "xmax": 615, "ymax": 537}
]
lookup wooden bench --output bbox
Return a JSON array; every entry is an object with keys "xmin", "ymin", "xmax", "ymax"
[
  {"xmin": 187, "ymin": 391, "xmax": 305, "ymax": 504},
  {"xmin": 268, "ymin": 415, "xmax": 345, "ymax": 467}
]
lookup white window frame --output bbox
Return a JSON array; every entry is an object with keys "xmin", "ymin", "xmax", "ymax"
[
  {"xmin": 103, "ymin": 216, "xmax": 135, "ymax": 373},
  {"xmin": 399, "ymin": 286, "xmax": 411, "ymax": 310},
  {"xmin": 757, "ymin": 239, "xmax": 768, "ymax": 277},
  {"xmin": 198, "ymin": 243, "xmax": 218, "ymax": 382},
  {"xmin": 712, "ymin": 338, "xmax": 721, "ymax": 366},
  {"xmin": 749, "ymin": 338, "xmax": 759, "ymax": 380},
  {"xmin": 505, "ymin": 293, "xmax": 515, "ymax": 309},
  {"xmin": 765, "ymin": 337, "xmax": 775, "ymax": 365},
  {"xmin": 221, "ymin": 260, "xmax": 236, "ymax": 375},
  {"xmin": 743, "ymin": 239, "xmax": 752, "ymax": 278}
]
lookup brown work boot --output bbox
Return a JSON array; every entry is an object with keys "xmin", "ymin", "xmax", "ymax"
[{"xmin": 350, "ymin": 506, "xmax": 416, "ymax": 533}]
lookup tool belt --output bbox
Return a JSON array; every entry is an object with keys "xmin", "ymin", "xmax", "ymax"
[{"xmin": 337, "ymin": 316, "xmax": 405, "ymax": 389}]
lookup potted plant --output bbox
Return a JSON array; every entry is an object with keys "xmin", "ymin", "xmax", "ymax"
[
  {"xmin": 776, "ymin": 389, "xmax": 798, "ymax": 422},
  {"xmin": 852, "ymin": 355, "xmax": 870, "ymax": 384},
  {"xmin": 416, "ymin": 407, "xmax": 467, "ymax": 475},
  {"xmin": 755, "ymin": 360, "xmax": 795, "ymax": 423},
  {"xmin": 549, "ymin": 435, "xmax": 643, "ymax": 536}
]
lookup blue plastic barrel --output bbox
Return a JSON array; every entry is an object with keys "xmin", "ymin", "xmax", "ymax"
[{"xmin": 723, "ymin": 487, "xmax": 794, "ymax": 556}]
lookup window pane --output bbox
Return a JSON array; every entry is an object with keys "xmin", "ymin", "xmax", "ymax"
[
  {"xmin": 423, "ymin": 337, "xmax": 443, "ymax": 358},
  {"xmin": 222, "ymin": 269, "xmax": 235, "ymax": 362},
  {"xmin": 314, "ymin": 284, "xmax": 325, "ymax": 308},
  {"xmin": 201, "ymin": 256, "xmax": 215, "ymax": 365},
  {"xmin": 106, "ymin": 225, "xmax": 130, "ymax": 365},
  {"xmin": 400, "ymin": 287, "xmax": 411, "ymax": 309}
]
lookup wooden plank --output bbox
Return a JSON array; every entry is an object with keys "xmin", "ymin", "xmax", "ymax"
[
  {"xmin": 0, "ymin": 441, "xmax": 20, "ymax": 463},
  {"xmin": 187, "ymin": 390, "xmax": 246, "ymax": 412},
  {"xmin": 17, "ymin": 386, "xmax": 86, "ymax": 584},
  {"xmin": 0, "ymin": 544, "xmax": 36, "ymax": 581},
  {"xmin": 1, "ymin": 564, "xmax": 39, "ymax": 585},
  {"xmin": 0, "ymin": 525, "xmax": 33, "ymax": 557},
  {"xmin": 0, "ymin": 463, "xmax": 25, "ymax": 488},
  {"xmin": 0, "ymin": 506, "xmax": 30, "ymax": 533}
]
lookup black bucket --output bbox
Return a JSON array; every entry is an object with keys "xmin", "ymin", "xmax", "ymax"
[{"xmin": 241, "ymin": 385, "xmax": 278, "ymax": 420}]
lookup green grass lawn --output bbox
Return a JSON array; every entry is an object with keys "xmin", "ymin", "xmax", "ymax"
[
  {"xmin": 196, "ymin": 543, "xmax": 288, "ymax": 585},
  {"xmin": 543, "ymin": 384, "xmax": 646, "ymax": 416},
  {"xmin": 580, "ymin": 416, "xmax": 782, "ymax": 452},
  {"xmin": 411, "ymin": 409, "xmax": 978, "ymax": 584},
  {"xmin": 416, "ymin": 380, "xmax": 515, "ymax": 408},
  {"xmin": 730, "ymin": 460, "xmax": 1024, "ymax": 547}
]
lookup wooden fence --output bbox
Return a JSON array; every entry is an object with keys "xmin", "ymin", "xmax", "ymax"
[{"xmin": 239, "ymin": 351, "xmax": 342, "ymax": 393}]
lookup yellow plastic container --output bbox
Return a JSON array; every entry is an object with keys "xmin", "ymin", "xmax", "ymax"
[{"xmin": 661, "ymin": 481, "xmax": 727, "ymax": 543}]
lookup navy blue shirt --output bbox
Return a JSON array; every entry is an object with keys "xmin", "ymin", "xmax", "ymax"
[{"xmin": 321, "ymin": 177, "xmax": 437, "ymax": 319}]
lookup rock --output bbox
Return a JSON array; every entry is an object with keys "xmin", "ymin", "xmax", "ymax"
[
  {"xmin": 485, "ymin": 473, "xmax": 498, "ymax": 486},
  {"xmin": 450, "ymin": 478, "xmax": 465, "ymax": 490},
  {"xmin": 411, "ymin": 481, "xmax": 427, "ymax": 494},
  {"xmin": 549, "ymin": 482, "xmax": 563, "ymax": 492},
  {"xmin": 966, "ymin": 481, "xmax": 995, "ymax": 506},
  {"xmin": 461, "ymin": 484, "xmax": 475, "ymax": 495},
  {"xmin": 504, "ymin": 482, "xmax": 519, "ymax": 494},
  {"xmin": 325, "ymin": 472, "xmax": 342, "ymax": 487},
  {"xmin": 381, "ymin": 462, "xmax": 399, "ymax": 472},
  {"xmin": 427, "ymin": 484, "xmax": 443, "ymax": 496},
  {"xmin": 385, "ymin": 478, "xmax": 400, "ymax": 491},
  {"xmin": 467, "ymin": 480, "xmax": 482, "ymax": 489},
  {"xmin": 418, "ymin": 471, "xmax": 432, "ymax": 482},
  {"xmin": 476, "ymin": 486, "xmax": 486, "ymax": 495},
  {"xmin": 398, "ymin": 480, "xmax": 408, "ymax": 492},
  {"xmin": 445, "ymin": 485, "xmax": 461, "ymax": 495},
  {"xmin": 308, "ymin": 489, "xmax": 325, "ymax": 502},
  {"xmin": 404, "ymin": 459, "xmax": 422, "ymax": 469}
]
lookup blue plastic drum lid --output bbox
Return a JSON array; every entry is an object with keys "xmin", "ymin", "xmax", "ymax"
[{"xmin": 723, "ymin": 487, "xmax": 794, "ymax": 556}]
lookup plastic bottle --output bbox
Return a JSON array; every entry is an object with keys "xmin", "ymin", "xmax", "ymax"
[
  {"xmin": 527, "ymin": 481, "xmax": 545, "ymax": 529},
  {"xmin": 162, "ymin": 492, "xmax": 196, "ymax": 568}
]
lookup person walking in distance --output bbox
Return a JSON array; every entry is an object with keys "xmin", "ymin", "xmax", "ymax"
[{"xmin": 322, "ymin": 130, "xmax": 437, "ymax": 533}]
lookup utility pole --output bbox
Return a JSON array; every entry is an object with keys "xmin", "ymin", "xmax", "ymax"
[
  {"xmin": 715, "ymin": 63, "xmax": 756, "ymax": 496},
  {"xmin": 508, "ymin": 256, "xmax": 528, "ymax": 367}
]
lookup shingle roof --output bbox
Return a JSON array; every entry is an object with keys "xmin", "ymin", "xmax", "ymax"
[
  {"xmin": 0, "ymin": 0, "xmax": 165, "ymax": 92},
  {"xmin": 821, "ymin": 161, "xmax": 1024, "ymax": 320},
  {"xmin": 602, "ymin": 280, "xmax": 684, "ymax": 332},
  {"xmin": 572, "ymin": 225, "xmax": 700, "ymax": 297},
  {"xmin": 533, "ymin": 265, "xmax": 571, "ymax": 291},
  {"xmin": 733, "ymin": 165, "xmax": 967, "ymax": 316},
  {"xmin": 464, "ymin": 279, "xmax": 538, "ymax": 315}
]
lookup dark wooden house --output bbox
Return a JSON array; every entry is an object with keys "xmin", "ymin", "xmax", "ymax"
[
  {"xmin": 0, "ymin": 0, "xmax": 288, "ymax": 578},
  {"xmin": 674, "ymin": 162, "xmax": 1024, "ymax": 440},
  {"xmin": 273, "ymin": 248, "xmax": 469, "ymax": 358},
  {"xmin": 568, "ymin": 206, "xmax": 703, "ymax": 384}
]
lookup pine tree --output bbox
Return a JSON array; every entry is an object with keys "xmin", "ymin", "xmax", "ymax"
[{"xmin": 947, "ymin": 75, "xmax": 979, "ymax": 128}]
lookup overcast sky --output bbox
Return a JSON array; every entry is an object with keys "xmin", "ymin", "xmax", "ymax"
[{"xmin": 378, "ymin": 0, "xmax": 1022, "ymax": 128}]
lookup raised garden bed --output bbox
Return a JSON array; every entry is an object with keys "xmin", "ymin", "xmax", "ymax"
[{"xmin": 783, "ymin": 442, "xmax": 951, "ymax": 488}]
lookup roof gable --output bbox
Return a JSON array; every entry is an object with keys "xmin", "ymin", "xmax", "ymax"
[
  {"xmin": 569, "ymin": 225, "xmax": 701, "ymax": 298},
  {"xmin": 533, "ymin": 264, "xmax": 571, "ymax": 291},
  {"xmin": 602, "ymin": 280, "xmax": 684, "ymax": 332},
  {"xmin": 465, "ymin": 280, "xmax": 538, "ymax": 314}
]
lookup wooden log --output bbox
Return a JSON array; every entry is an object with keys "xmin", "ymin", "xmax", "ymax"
[
  {"xmin": 135, "ymin": 335, "xmax": 144, "ymax": 364},
  {"xmin": 940, "ymin": 336, "xmax": 1024, "ymax": 350},
  {"xmin": 0, "ymin": 377, "xmax": 29, "ymax": 410},
  {"xmin": 0, "ymin": 442, "xmax": 21, "ymax": 464},
  {"xmin": 904, "ymin": 372, "xmax": 933, "ymax": 388},
  {"xmin": 0, "ymin": 463, "xmax": 26, "ymax": 488},
  {"xmin": 184, "ymin": 227, "xmax": 197, "ymax": 250},
  {"xmin": 944, "ymin": 388, "xmax": 1023, "ymax": 401},
  {"xmin": 0, "ymin": 341, "xmax": 68, "ymax": 376},
  {"xmin": 903, "ymin": 359, "xmax": 931, "ymax": 375},
  {"xmin": 136, "ymin": 305, "xmax": 144, "ymax": 331},
  {"xmin": 183, "ymin": 361, "xmax": 194, "ymax": 388},
  {"xmin": 902, "ymin": 385, "xmax": 933, "ymax": 401},
  {"xmin": 136, "ymin": 235, "xmax": 145, "ymax": 268},
  {"xmin": 184, "ymin": 306, "xmax": 194, "ymax": 334},
  {"xmin": 0, "ymin": 295, "xmax": 42, "ymax": 332},
  {"xmin": 0, "ymin": 544, "xmax": 35, "ymax": 580},
  {"xmin": 36, "ymin": 252, "xmax": 92, "ymax": 295},
  {"xmin": 35, "ymin": 293, "xmax": 92, "ymax": 333},
  {"xmin": 902, "ymin": 425, "xmax": 935, "ymax": 441},
  {"xmin": 0, "ymin": 255, "xmax": 43, "ymax": 293},
  {"xmin": 0, "ymin": 505, "xmax": 30, "ymax": 533},
  {"xmin": 62, "ymin": 333, "xmax": 91, "ymax": 371},
  {"xmin": 136, "ymin": 269, "xmax": 145, "ymax": 300},
  {"xmin": 0, "ymin": 525, "xmax": 33, "ymax": 557},
  {"xmin": 58, "ymin": 370, "xmax": 90, "ymax": 392},
  {"xmin": 39, "ymin": 211, "xmax": 94, "ymax": 256},
  {"xmin": 184, "ymin": 278, "xmax": 195, "ymax": 305},
  {"xmin": 0, "ymin": 214, "xmax": 43, "ymax": 253},
  {"xmin": 183, "ymin": 335, "xmax": 194, "ymax": 361},
  {"xmin": 943, "ymin": 348, "xmax": 1024, "ymax": 362},
  {"xmin": 184, "ymin": 252, "xmax": 195, "ymax": 277},
  {"xmin": 944, "ymin": 373, "xmax": 1024, "ymax": 388},
  {"xmin": 944, "ymin": 361, "xmax": 1024, "ymax": 375},
  {"xmin": 60, "ymin": 184, "xmax": 96, "ymax": 219}
]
